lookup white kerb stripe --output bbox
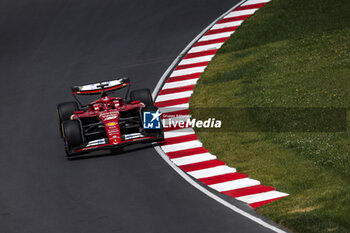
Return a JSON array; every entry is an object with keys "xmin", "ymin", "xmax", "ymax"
[
  {"xmin": 199, "ymin": 31, "xmax": 235, "ymax": 42},
  {"xmin": 163, "ymin": 79, "xmax": 199, "ymax": 89},
  {"xmin": 171, "ymin": 67, "xmax": 206, "ymax": 77},
  {"xmin": 164, "ymin": 128, "xmax": 195, "ymax": 139},
  {"xmin": 211, "ymin": 20, "xmax": 244, "ymax": 29},
  {"xmin": 156, "ymin": 91, "xmax": 193, "ymax": 102},
  {"xmin": 158, "ymin": 103, "xmax": 189, "ymax": 114},
  {"xmin": 236, "ymin": 191, "xmax": 288, "ymax": 204},
  {"xmin": 188, "ymin": 165, "xmax": 236, "ymax": 179},
  {"xmin": 209, "ymin": 178, "xmax": 260, "ymax": 192},
  {"xmin": 241, "ymin": 0, "xmax": 270, "ymax": 6},
  {"xmin": 179, "ymin": 55, "xmax": 214, "ymax": 65},
  {"xmin": 161, "ymin": 140, "xmax": 202, "ymax": 153},
  {"xmin": 188, "ymin": 43, "xmax": 224, "ymax": 54},
  {"xmin": 224, "ymin": 9, "xmax": 258, "ymax": 19},
  {"xmin": 171, "ymin": 153, "xmax": 217, "ymax": 166}
]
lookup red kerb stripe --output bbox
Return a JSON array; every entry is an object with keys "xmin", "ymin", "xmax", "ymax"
[
  {"xmin": 198, "ymin": 173, "xmax": 248, "ymax": 185},
  {"xmin": 184, "ymin": 49, "xmax": 218, "ymax": 59},
  {"xmin": 158, "ymin": 85, "xmax": 195, "ymax": 95},
  {"xmin": 155, "ymin": 97, "xmax": 190, "ymax": 108},
  {"xmin": 235, "ymin": 2, "xmax": 267, "ymax": 11},
  {"xmin": 166, "ymin": 147, "xmax": 209, "ymax": 159},
  {"xmin": 249, "ymin": 196, "xmax": 285, "ymax": 209},
  {"xmin": 179, "ymin": 159, "xmax": 225, "ymax": 172},
  {"xmin": 217, "ymin": 15, "xmax": 251, "ymax": 24},
  {"xmin": 166, "ymin": 73, "xmax": 202, "ymax": 83},
  {"xmin": 222, "ymin": 185, "xmax": 275, "ymax": 198},
  {"xmin": 194, "ymin": 37, "xmax": 229, "ymax": 47},
  {"xmin": 175, "ymin": 61, "xmax": 209, "ymax": 70},
  {"xmin": 205, "ymin": 26, "xmax": 239, "ymax": 36},
  {"xmin": 164, "ymin": 134, "xmax": 198, "ymax": 145}
]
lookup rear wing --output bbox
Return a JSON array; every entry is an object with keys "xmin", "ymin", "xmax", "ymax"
[{"xmin": 71, "ymin": 77, "xmax": 130, "ymax": 95}]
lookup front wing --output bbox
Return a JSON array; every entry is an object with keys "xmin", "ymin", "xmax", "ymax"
[{"xmin": 67, "ymin": 133, "xmax": 163, "ymax": 156}]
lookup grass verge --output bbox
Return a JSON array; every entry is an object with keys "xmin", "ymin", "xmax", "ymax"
[{"xmin": 190, "ymin": 0, "xmax": 350, "ymax": 232}]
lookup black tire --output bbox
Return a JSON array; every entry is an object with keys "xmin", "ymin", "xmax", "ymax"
[
  {"xmin": 62, "ymin": 120, "xmax": 83, "ymax": 150},
  {"xmin": 130, "ymin": 88, "xmax": 153, "ymax": 106},
  {"xmin": 142, "ymin": 105, "xmax": 158, "ymax": 112},
  {"xmin": 57, "ymin": 101, "xmax": 78, "ymax": 137}
]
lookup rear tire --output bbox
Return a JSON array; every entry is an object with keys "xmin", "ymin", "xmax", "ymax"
[
  {"xmin": 130, "ymin": 88, "xmax": 153, "ymax": 106},
  {"xmin": 62, "ymin": 120, "xmax": 83, "ymax": 153},
  {"xmin": 57, "ymin": 102, "xmax": 78, "ymax": 137}
]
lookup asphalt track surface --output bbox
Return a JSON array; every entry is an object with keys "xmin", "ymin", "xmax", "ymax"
[{"xmin": 0, "ymin": 1, "xmax": 280, "ymax": 232}]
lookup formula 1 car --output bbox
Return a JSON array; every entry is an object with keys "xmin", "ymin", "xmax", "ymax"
[{"xmin": 57, "ymin": 77, "xmax": 163, "ymax": 158}]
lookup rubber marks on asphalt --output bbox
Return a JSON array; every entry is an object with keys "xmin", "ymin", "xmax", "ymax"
[{"xmin": 155, "ymin": 0, "xmax": 289, "ymax": 208}]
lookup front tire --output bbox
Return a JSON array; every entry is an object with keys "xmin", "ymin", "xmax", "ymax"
[
  {"xmin": 130, "ymin": 88, "xmax": 153, "ymax": 106},
  {"xmin": 62, "ymin": 120, "xmax": 83, "ymax": 155},
  {"xmin": 57, "ymin": 101, "xmax": 78, "ymax": 137}
]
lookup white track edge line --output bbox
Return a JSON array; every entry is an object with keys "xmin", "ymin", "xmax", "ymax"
[{"xmin": 151, "ymin": 0, "xmax": 287, "ymax": 232}]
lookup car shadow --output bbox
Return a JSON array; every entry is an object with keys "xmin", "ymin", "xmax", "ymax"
[{"xmin": 67, "ymin": 143, "xmax": 157, "ymax": 161}]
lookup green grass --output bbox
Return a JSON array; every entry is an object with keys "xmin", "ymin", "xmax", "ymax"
[{"xmin": 190, "ymin": 0, "xmax": 350, "ymax": 232}]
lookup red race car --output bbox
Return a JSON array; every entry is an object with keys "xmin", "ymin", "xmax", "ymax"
[{"xmin": 57, "ymin": 77, "xmax": 163, "ymax": 159}]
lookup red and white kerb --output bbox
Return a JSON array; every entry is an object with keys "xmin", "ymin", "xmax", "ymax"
[{"xmin": 155, "ymin": 0, "xmax": 289, "ymax": 208}]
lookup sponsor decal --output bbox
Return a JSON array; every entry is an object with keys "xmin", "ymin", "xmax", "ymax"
[
  {"xmin": 114, "ymin": 101, "xmax": 120, "ymax": 108},
  {"xmin": 86, "ymin": 139, "xmax": 106, "ymax": 147},
  {"xmin": 105, "ymin": 115, "xmax": 117, "ymax": 120},
  {"xmin": 108, "ymin": 129, "xmax": 120, "ymax": 135},
  {"xmin": 94, "ymin": 105, "xmax": 100, "ymax": 111},
  {"xmin": 100, "ymin": 112, "xmax": 118, "ymax": 116},
  {"xmin": 107, "ymin": 122, "xmax": 117, "ymax": 126},
  {"xmin": 100, "ymin": 112, "xmax": 119, "ymax": 121},
  {"xmin": 123, "ymin": 133, "xmax": 145, "ymax": 140}
]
